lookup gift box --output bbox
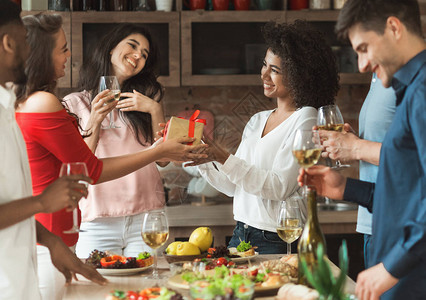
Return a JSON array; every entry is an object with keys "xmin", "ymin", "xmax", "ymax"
[{"xmin": 164, "ymin": 110, "xmax": 206, "ymax": 145}]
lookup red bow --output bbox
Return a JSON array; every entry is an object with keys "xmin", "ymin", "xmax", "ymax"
[{"xmin": 164, "ymin": 110, "xmax": 206, "ymax": 145}]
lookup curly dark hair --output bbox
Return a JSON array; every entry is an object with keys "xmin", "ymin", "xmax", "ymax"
[
  {"xmin": 262, "ymin": 20, "xmax": 339, "ymax": 109},
  {"xmin": 78, "ymin": 23, "xmax": 163, "ymax": 145}
]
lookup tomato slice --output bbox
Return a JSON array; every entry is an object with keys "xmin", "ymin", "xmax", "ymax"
[
  {"xmin": 100, "ymin": 255, "xmax": 126, "ymax": 268},
  {"xmin": 139, "ymin": 287, "xmax": 162, "ymax": 298}
]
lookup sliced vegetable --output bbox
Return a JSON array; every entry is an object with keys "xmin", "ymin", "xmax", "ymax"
[{"xmin": 100, "ymin": 255, "xmax": 127, "ymax": 268}]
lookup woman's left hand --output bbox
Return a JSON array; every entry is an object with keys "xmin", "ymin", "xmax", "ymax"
[{"xmin": 117, "ymin": 89, "xmax": 161, "ymax": 115}]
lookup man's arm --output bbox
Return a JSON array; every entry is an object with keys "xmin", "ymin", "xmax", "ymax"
[
  {"xmin": 0, "ymin": 175, "xmax": 89, "ymax": 230},
  {"xmin": 36, "ymin": 221, "xmax": 107, "ymax": 285},
  {"xmin": 297, "ymin": 166, "xmax": 375, "ymax": 210},
  {"xmin": 319, "ymin": 123, "xmax": 382, "ymax": 165}
]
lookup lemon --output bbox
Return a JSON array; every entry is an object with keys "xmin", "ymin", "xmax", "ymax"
[
  {"xmin": 189, "ymin": 227, "xmax": 213, "ymax": 252},
  {"xmin": 176, "ymin": 242, "xmax": 201, "ymax": 255},
  {"xmin": 166, "ymin": 241, "xmax": 182, "ymax": 255}
]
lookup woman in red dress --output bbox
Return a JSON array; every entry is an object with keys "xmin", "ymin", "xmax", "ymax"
[{"xmin": 14, "ymin": 13, "xmax": 206, "ymax": 300}]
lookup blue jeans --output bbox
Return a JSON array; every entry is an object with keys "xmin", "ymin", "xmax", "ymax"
[
  {"xmin": 364, "ymin": 233, "xmax": 372, "ymax": 269},
  {"xmin": 228, "ymin": 221, "xmax": 288, "ymax": 254}
]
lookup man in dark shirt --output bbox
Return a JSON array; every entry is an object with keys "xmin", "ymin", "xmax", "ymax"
[{"xmin": 298, "ymin": 0, "xmax": 426, "ymax": 299}]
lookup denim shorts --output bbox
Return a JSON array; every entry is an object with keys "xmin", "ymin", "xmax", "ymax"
[{"xmin": 228, "ymin": 221, "xmax": 290, "ymax": 254}]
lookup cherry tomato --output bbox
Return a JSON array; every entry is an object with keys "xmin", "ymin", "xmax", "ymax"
[
  {"xmin": 127, "ymin": 291, "xmax": 139, "ymax": 300},
  {"xmin": 248, "ymin": 268, "xmax": 258, "ymax": 277},
  {"xmin": 227, "ymin": 261, "xmax": 236, "ymax": 267},
  {"xmin": 215, "ymin": 257, "xmax": 228, "ymax": 266}
]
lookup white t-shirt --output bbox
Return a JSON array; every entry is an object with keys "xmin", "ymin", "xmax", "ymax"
[
  {"xmin": 198, "ymin": 107, "xmax": 317, "ymax": 232},
  {"xmin": 0, "ymin": 85, "xmax": 40, "ymax": 300}
]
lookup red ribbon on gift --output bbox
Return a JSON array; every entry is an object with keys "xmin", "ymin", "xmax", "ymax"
[{"xmin": 164, "ymin": 110, "xmax": 206, "ymax": 145}]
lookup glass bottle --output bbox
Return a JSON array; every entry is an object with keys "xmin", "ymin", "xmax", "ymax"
[{"xmin": 297, "ymin": 186, "xmax": 327, "ymax": 285}]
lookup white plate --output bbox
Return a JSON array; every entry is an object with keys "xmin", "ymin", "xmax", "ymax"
[
  {"xmin": 229, "ymin": 252, "xmax": 259, "ymax": 262},
  {"xmin": 96, "ymin": 265, "xmax": 152, "ymax": 276}
]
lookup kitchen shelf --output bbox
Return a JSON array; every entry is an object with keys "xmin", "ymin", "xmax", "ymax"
[{"xmin": 21, "ymin": 9, "xmax": 376, "ymax": 87}]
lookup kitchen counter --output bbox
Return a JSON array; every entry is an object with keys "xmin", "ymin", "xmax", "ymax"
[{"xmin": 166, "ymin": 202, "xmax": 358, "ymax": 245}]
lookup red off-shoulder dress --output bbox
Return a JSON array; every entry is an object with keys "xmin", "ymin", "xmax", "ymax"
[{"xmin": 16, "ymin": 109, "xmax": 103, "ymax": 246}]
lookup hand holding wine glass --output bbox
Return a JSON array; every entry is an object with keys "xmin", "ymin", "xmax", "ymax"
[
  {"xmin": 99, "ymin": 76, "xmax": 121, "ymax": 129},
  {"xmin": 277, "ymin": 198, "xmax": 303, "ymax": 255},
  {"xmin": 59, "ymin": 162, "xmax": 89, "ymax": 234},
  {"xmin": 141, "ymin": 209, "xmax": 169, "ymax": 280},
  {"xmin": 317, "ymin": 105, "xmax": 350, "ymax": 169}
]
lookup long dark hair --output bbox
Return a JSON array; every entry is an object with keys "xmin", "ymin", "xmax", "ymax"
[
  {"xmin": 15, "ymin": 13, "xmax": 62, "ymax": 105},
  {"xmin": 78, "ymin": 23, "xmax": 163, "ymax": 145},
  {"xmin": 262, "ymin": 20, "xmax": 339, "ymax": 109}
]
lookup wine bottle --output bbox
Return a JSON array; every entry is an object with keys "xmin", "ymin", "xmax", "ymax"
[{"xmin": 297, "ymin": 186, "xmax": 326, "ymax": 285}]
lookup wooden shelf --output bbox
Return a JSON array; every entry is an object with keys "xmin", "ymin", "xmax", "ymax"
[{"xmin": 21, "ymin": 9, "xmax": 374, "ymax": 87}]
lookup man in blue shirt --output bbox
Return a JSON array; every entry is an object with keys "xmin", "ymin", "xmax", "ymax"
[
  {"xmin": 318, "ymin": 73, "xmax": 396, "ymax": 268},
  {"xmin": 298, "ymin": 0, "xmax": 426, "ymax": 299}
]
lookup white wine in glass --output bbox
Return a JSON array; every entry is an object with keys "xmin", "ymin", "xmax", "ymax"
[
  {"xmin": 60, "ymin": 162, "xmax": 89, "ymax": 234},
  {"xmin": 141, "ymin": 209, "xmax": 169, "ymax": 280},
  {"xmin": 277, "ymin": 198, "xmax": 303, "ymax": 255},
  {"xmin": 317, "ymin": 105, "xmax": 350, "ymax": 169},
  {"xmin": 292, "ymin": 129, "xmax": 322, "ymax": 169},
  {"xmin": 99, "ymin": 76, "xmax": 121, "ymax": 129}
]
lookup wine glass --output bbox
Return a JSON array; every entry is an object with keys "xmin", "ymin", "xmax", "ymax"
[
  {"xmin": 141, "ymin": 209, "xmax": 169, "ymax": 280},
  {"xmin": 59, "ymin": 162, "xmax": 89, "ymax": 234},
  {"xmin": 277, "ymin": 198, "xmax": 303, "ymax": 255},
  {"xmin": 99, "ymin": 76, "xmax": 121, "ymax": 129},
  {"xmin": 292, "ymin": 129, "xmax": 322, "ymax": 196},
  {"xmin": 317, "ymin": 105, "xmax": 350, "ymax": 169}
]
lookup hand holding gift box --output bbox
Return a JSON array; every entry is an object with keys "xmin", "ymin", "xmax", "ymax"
[{"xmin": 164, "ymin": 110, "xmax": 206, "ymax": 145}]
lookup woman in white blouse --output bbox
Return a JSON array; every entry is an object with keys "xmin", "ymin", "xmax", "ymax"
[{"xmin": 191, "ymin": 21, "xmax": 339, "ymax": 254}]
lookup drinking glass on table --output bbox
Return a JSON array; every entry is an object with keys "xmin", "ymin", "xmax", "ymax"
[
  {"xmin": 60, "ymin": 162, "xmax": 89, "ymax": 234},
  {"xmin": 141, "ymin": 209, "xmax": 169, "ymax": 280},
  {"xmin": 99, "ymin": 76, "xmax": 121, "ymax": 129},
  {"xmin": 317, "ymin": 105, "xmax": 350, "ymax": 169},
  {"xmin": 277, "ymin": 198, "xmax": 303, "ymax": 255}
]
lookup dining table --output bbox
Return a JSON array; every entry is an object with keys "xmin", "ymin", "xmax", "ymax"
[{"xmin": 64, "ymin": 254, "xmax": 356, "ymax": 300}]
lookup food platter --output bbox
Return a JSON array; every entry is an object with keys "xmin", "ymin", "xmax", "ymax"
[
  {"xmin": 167, "ymin": 269, "xmax": 284, "ymax": 294},
  {"xmin": 228, "ymin": 252, "xmax": 259, "ymax": 262},
  {"xmin": 96, "ymin": 265, "xmax": 152, "ymax": 276}
]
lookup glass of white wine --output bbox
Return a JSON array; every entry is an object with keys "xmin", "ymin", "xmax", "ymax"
[
  {"xmin": 99, "ymin": 76, "xmax": 121, "ymax": 129},
  {"xmin": 317, "ymin": 105, "xmax": 350, "ymax": 169},
  {"xmin": 60, "ymin": 162, "xmax": 89, "ymax": 234},
  {"xmin": 277, "ymin": 198, "xmax": 303, "ymax": 255},
  {"xmin": 141, "ymin": 209, "xmax": 169, "ymax": 280},
  {"xmin": 292, "ymin": 129, "xmax": 322, "ymax": 169}
]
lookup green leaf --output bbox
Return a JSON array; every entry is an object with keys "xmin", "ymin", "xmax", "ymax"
[
  {"xmin": 300, "ymin": 256, "xmax": 324, "ymax": 294},
  {"xmin": 236, "ymin": 240, "xmax": 252, "ymax": 252},
  {"xmin": 331, "ymin": 240, "xmax": 349, "ymax": 297},
  {"xmin": 316, "ymin": 244, "xmax": 334, "ymax": 293}
]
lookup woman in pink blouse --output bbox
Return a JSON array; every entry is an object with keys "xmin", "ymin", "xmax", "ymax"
[{"xmin": 64, "ymin": 24, "xmax": 170, "ymax": 258}]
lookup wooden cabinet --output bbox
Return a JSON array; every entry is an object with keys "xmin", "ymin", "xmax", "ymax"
[
  {"xmin": 181, "ymin": 9, "xmax": 371, "ymax": 86},
  {"xmin": 22, "ymin": 8, "xmax": 374, "ymax": 88},
  {"xmin": 71, "ymin": 11, "xmax": 180, "ymax": 87}
]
